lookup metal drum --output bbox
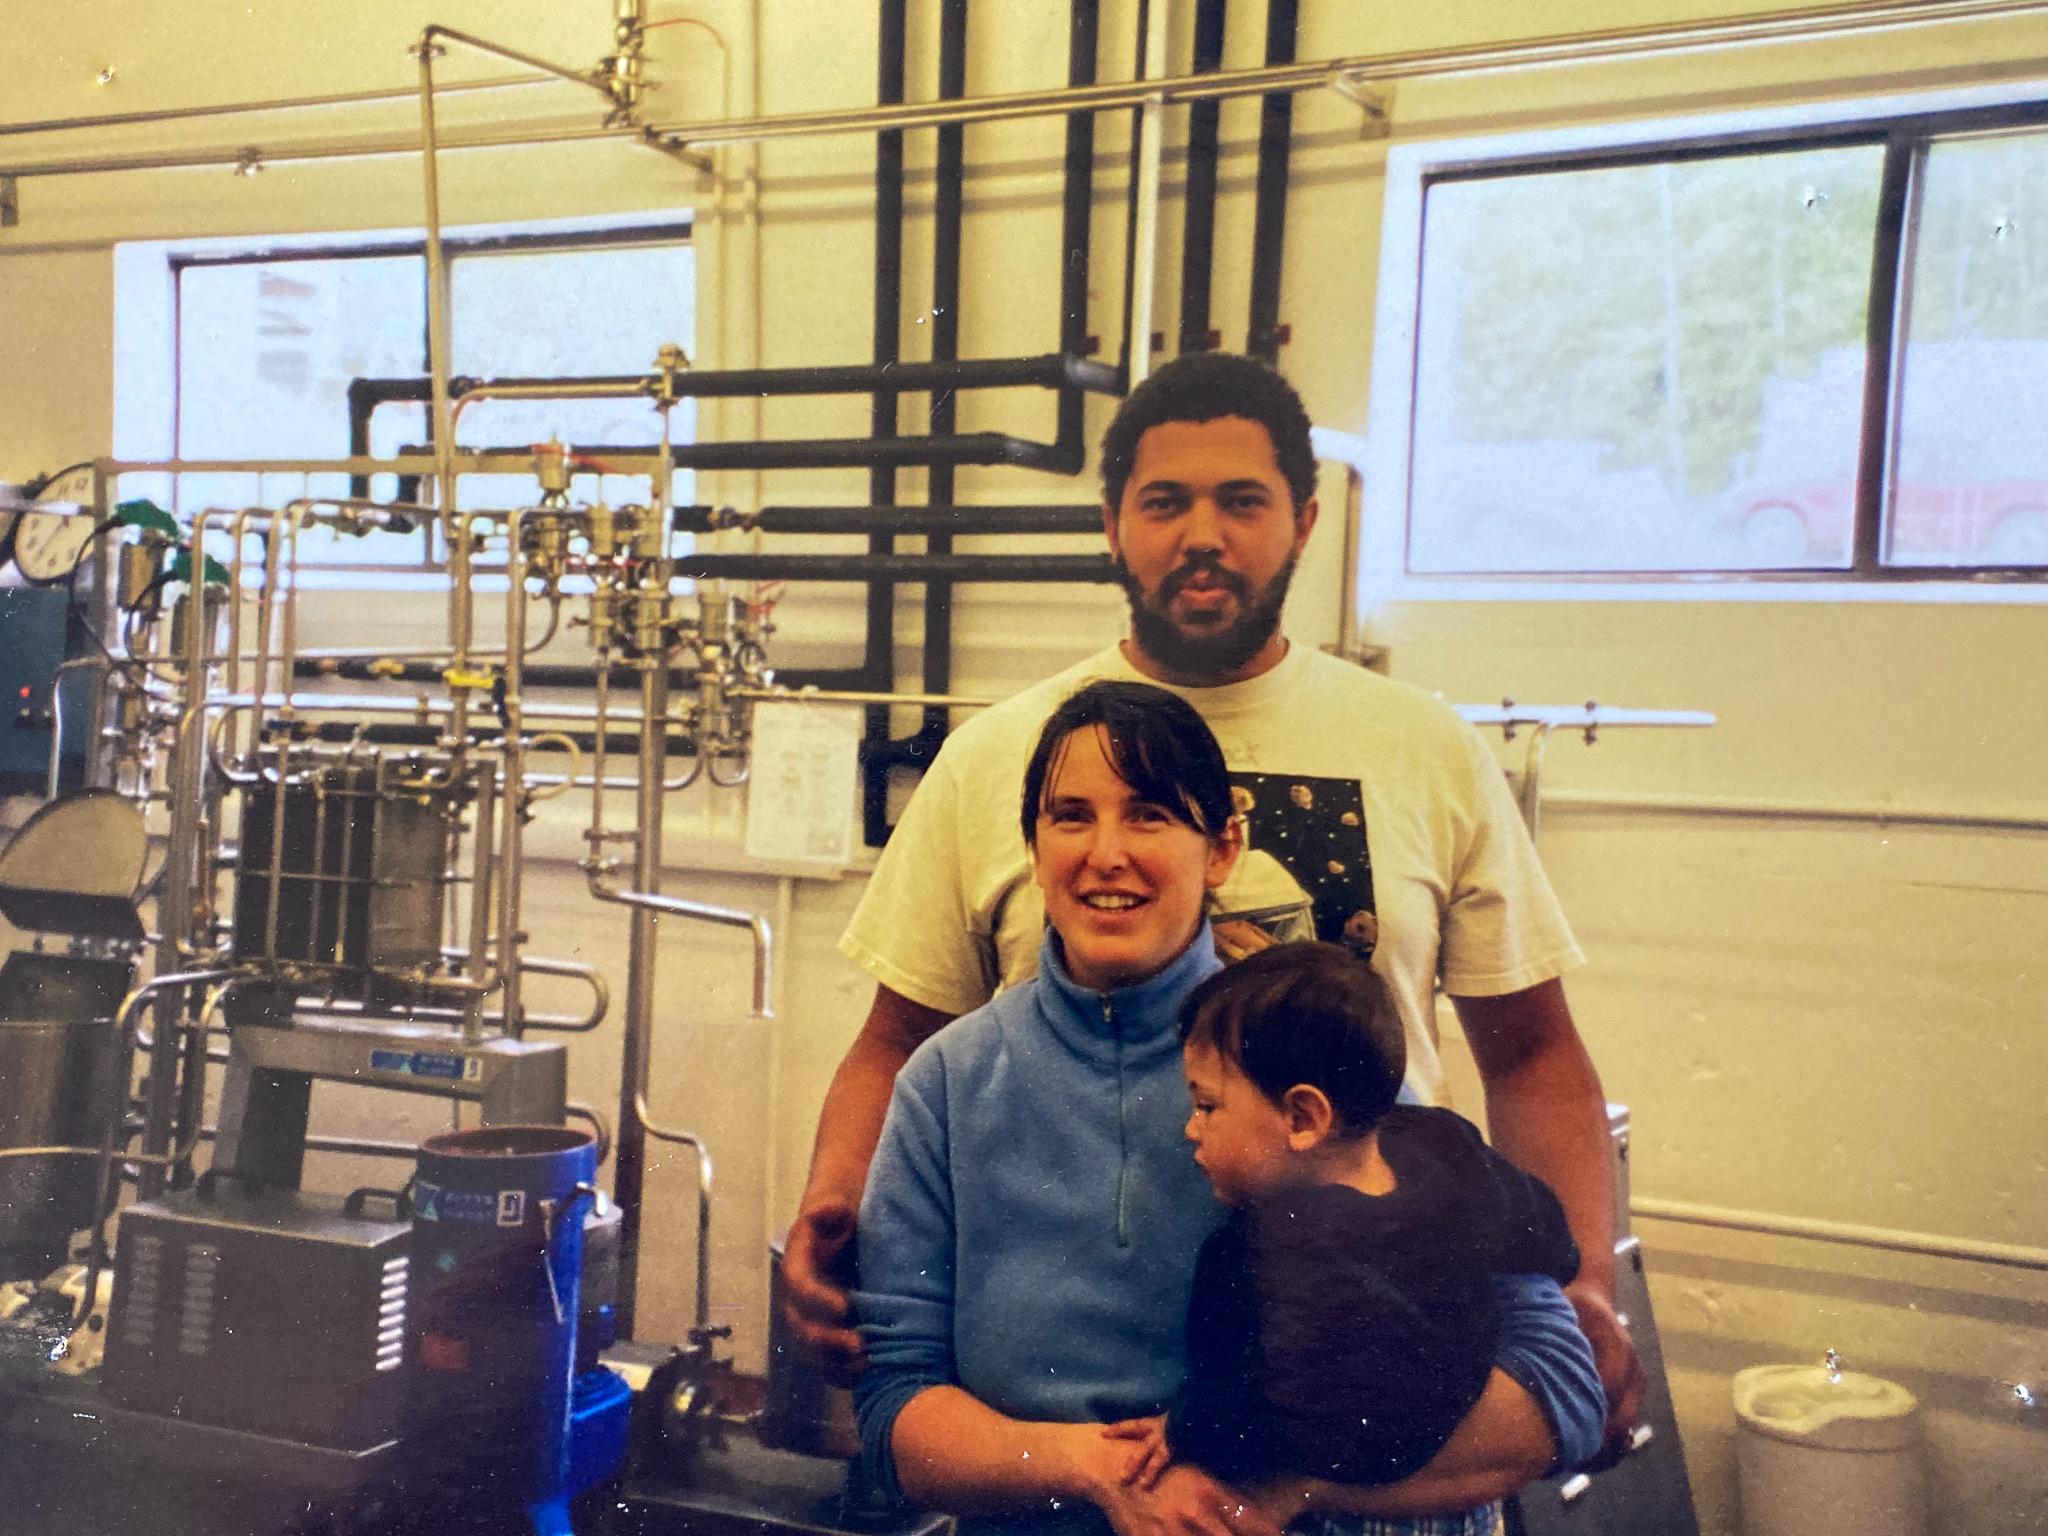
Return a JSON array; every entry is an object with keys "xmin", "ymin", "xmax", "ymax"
[{"xmin": 0, "ymin": 953, "xmax": 128, "ymax": 1277}]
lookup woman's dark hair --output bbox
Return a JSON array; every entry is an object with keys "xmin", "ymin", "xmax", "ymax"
[
  {"xmin": 1019, "ymin": 680, "xmax": 1234, "ymax": 848},
  {"xmin": 1179, "ymin": 941, "xmax": 1405, "ymax": 1138},
  {"xmin": 1100, "ymin": 352, "xmax": 1318, "ymax": 513}
]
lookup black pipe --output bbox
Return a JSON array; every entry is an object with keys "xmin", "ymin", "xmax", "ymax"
[
  {"xmin": 348, "ymin": 354, "xmax": 1120, "ymax": 494},
  {"xmin": 673, "ymin": 504, "xmax": 1103, "ymax": 536},
  {"xmin": 297, "ymin": 658, "xmax": 683, "ymax": 688},
  {"xmin": 676, "ymin": 553, "xmax": 1115, "ymax": 583},
  {"xmin": 1056, "ymin": 0, "xmax": 1101, "ymax": 479},
  {"xmin": 1178, "ymin": 0, "xmax": 1228, "ymax": 355},
  {"xmin": 1246, "ymin": 0, "xmax": 1299, "ymax": 363},
  {"xmin": 863, "ymin": 0, "xmax": 911, "ymax": 843},
  {"xmin": 348, "ymin": 380, "xmax": 374, "ymax": 500},
  {"xmin": 348, "ymin": 377, "xmax": 426, "ymax": 502},
  {"xmin": 356, "ymin": 354, "xmax": 1119, "ymax": 405},
  {"xmin": 1117, "ymin": 0, "xmax": 1151, "ymax": 378},
  {"xmin": 300, "ymin": 720, "xmax": 689, "ymax": 755},
  {"xmin": 921, "ymin": 0, "xmax": 970, "ymax": 756}
]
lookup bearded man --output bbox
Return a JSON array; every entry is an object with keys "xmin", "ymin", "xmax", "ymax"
[{"xmin": 780, "ymin": 352, "xmax": 1644, "ymax": 1471}]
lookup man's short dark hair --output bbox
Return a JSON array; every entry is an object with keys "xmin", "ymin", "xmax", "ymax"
[
  {"xmin": 1100, "ymin": 352, "xmax": 1318, "ymax": 514},
  {"xmin": 1179, "ymin": 941, "xmax": 1405, "ymax": 1138},
  {"xmin": 1019, "ymin": 680, "xmax": 1234, "ymax": 849}
]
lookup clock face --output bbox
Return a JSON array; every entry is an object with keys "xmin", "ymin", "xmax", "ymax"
[
  {"xmin": 10, "ymin": 463, "xmax": 102, "ymax": 585},
  {"xmin": 0, "ymin": 493, "xmax": 23, "ymax": 570}
]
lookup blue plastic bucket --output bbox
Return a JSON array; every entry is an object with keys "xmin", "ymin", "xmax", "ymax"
[{"xmin": 410, "ymin": 1124, "xmax": 599, "ymax": 1513}]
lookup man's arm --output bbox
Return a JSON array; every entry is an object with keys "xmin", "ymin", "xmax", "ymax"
[
  {"xmin": 782, "ymin": 984, "xmax": 956, "ymax": 1378},
  {"xmin": 1264, "ymin": 1367, "xmax": 1556, "ymax": 1521},
  {"xmin": 1454, "ymin": 979, "xmax": 1646, "ymax": 1456}
]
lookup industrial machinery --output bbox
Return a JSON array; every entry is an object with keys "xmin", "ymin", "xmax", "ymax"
[{"xmin": 0, "ymin": 411, "xmax": 807, "ymax": 1531}]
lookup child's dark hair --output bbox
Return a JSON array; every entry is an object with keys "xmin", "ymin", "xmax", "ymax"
[
  {"xmin": 1100, "ymin": 352, "xmax": 1318, "ymax": 513},
  {"xmin": 1019, "ymin": 680, "xmax": 1233, "ymax": 847},
  {"xmin": 1179, "ymin": 941, "xmax": 1405, "ymax": 1137}
]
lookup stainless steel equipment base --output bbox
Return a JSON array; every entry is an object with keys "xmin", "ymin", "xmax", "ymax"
[
  {"xmin": 607, "ymin": 1434, "xmax": 950, "ymax": 1536},
  {"xmin": 213, "ymin": 1012, "xmax": 569, "ymax": 1189}
]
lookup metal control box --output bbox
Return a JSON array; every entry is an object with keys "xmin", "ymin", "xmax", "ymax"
[
  {"xmin": 102, "ymin": 1184, "xmax": 411, "ymax": 1450},
  {"xmin": 0, "ymin": 587, "xmax": 77, "ymax": 791}
]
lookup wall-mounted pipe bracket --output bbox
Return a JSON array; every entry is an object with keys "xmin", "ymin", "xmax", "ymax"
[{"xmin": 1327, "ymin": 71, "xmax": 1393, "ymax": 139}]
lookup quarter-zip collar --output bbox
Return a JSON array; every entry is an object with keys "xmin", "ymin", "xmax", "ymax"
[{"xmin": 1033, "ymin": 924, "xmax": 1222, "ymax": 1070}]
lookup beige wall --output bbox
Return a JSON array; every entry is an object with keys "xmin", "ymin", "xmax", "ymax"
[{"xmin": 5, "ymin": 4, "xmax": 2046, "ymax": 1532}]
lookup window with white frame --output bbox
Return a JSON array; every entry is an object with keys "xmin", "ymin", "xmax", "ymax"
[
  {"xmin": 145, "ymin": 222, "xmax": 693, "ymax": 572},
  {"xmin": 1380, "ymin": 99, "xmax": 2048, "ymax": 582}
]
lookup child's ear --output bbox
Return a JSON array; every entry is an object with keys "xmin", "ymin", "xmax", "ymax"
[{"xmin": 1280, "ymin": 1084, "xmax": 1335, "ymax": 1151}]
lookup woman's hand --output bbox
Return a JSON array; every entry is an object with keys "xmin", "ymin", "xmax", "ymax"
[
  {"xmin": 1100, "ymin": 1415, "xmax": 1171, "ymax": 1490},
  {"xmin": 1094, "ymin": 1463, "xmax": 1288, "ymax": 1536}
]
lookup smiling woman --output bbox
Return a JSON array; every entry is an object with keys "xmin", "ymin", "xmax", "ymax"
[{"xmin": 1020, "ymin": 681, "xmax": 1243, "ymax": 991}]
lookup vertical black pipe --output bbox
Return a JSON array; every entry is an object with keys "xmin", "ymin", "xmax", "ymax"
[
  {"xmin": 1116, "ymin": 0, "xmax": 1150, "ymax": 379},
  {"xmin": 862, "ymin": 0, "xmax": 910, "ymax": 841},
  {"xmin": 1178, "ymin": 0, "xmax": 1227, "ymax": 355},
  {"xmin": 1058, "ymin": 0, "xmax": 1101, "ymax": 456},
  {"xmin": 921, "ymin": 0, "xmax": 969, "ymax": 743},
  {"xmin": 1246, "ymin": 0, "xmax": 1298, "ymax": 363}
]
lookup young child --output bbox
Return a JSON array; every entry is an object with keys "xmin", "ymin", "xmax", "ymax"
[{"xmin": 1114, "ymin": 940, "xmax": 1583, "ymax": 1533}]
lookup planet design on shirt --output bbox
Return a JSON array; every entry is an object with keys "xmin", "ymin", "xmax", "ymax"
[{"xmin": 1212, "ymin": 772, "xmax": 1376, "ymax": 960}]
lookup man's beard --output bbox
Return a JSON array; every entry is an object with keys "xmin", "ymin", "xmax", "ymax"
[{"xmin": 1116, "ymin": 551, "xmax": 1296, "ymax": 678}]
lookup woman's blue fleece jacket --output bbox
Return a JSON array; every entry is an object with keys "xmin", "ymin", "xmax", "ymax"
[
  {"xmin": 855, "ymin": 928, "xmax": 1226, "ymax": 1502},
  {"xmin": 853, "ymin": 927, "xmax": 1603, "ymax": 1536}
]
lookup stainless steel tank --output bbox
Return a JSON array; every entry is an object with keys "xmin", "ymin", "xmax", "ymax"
[{"xmin": 0, "ymin": 953, "xmax": 128, "ymax": 1277}]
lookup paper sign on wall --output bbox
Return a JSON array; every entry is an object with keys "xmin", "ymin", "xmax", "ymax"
[{"xmin": 743, "ymin": 699, "xmax": 861, "ymax": 869}]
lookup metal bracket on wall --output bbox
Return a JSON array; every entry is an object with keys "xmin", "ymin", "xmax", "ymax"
[
  {"xmin": 1, "ymin": 175, "xmax": 18, "ymax": 228},
  {"xmin": 1326, "ymin": 72, "xmax": 1394, "ymax": 140}
]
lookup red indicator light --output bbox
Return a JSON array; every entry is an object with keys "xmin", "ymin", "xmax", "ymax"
[{"xmin": 16, "ymin": 687, "xmax": 28, "ymax": 699}]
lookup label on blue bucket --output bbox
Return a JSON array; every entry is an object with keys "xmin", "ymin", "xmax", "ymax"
[
  {"xmin": 369, "ymin": 1048, "xmax": 481, "ymax": 1082},
  {"xmin": 415, "ymin": 1179, "xmax": 529, "ymax": 1227}
]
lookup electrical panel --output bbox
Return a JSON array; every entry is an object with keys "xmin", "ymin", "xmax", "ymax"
[{"xmin": 0, "ymin": 587, "xmax": 82, "ymax": 793}]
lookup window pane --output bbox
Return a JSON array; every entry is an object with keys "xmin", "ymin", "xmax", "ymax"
[
  {"xmin": 1890, "ymin": 130, "xmax": 2048, "ymax": 567},
  {"xmin": 177, "ymin": 255, "xmax": 427, "ymax": 565},
  {"xmin": 450, "ymin": 243, "xmax": 694, "ymax": 480},
  {"xmin": 1409, "ymin": 144, "xmax": 1884, "ymax": 573}
]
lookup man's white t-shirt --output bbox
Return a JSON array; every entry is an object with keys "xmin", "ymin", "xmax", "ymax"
[{"xmin": 838, "ymin": 642, "xmax": 1583, "ymax": 1107}]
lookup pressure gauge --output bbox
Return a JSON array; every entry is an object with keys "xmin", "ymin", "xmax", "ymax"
[
  {"xmin": 0, "ymin": 485, "xmax": 26, "ymax": 570},
  {"xmin": 6, "ymin": 463, "xmax": 102, "ymax": 585}
]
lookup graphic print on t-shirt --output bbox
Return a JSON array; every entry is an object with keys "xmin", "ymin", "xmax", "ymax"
[{"xmin": 1213, "ymin": 772, "xmax": 1377, "ymax": 960}]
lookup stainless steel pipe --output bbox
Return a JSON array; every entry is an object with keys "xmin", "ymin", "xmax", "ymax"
[{"xmin": 6, "ymin": 0, "xmax": 2037, "ymax": 180}]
